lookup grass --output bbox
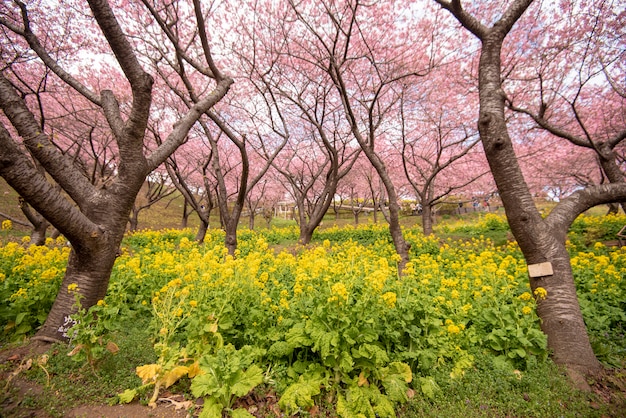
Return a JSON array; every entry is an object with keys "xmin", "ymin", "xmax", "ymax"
[{"xmin": 2, "ymin": 317, "xmax": 156, "ymax": 417}]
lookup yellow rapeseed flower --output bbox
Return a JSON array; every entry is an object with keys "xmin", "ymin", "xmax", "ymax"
[
  {"xmin": 522, "ymin": 306, "xmax": 532, "ymax": 315},
  {"xmin": 447, "ymin": 324, "xmax": 461, "ymax": 334},
  {"xmin": 330, "ymin": 282, "xmax": 348, "ymax": 302},
  {"xmin": 67, "ymin": 283, "xmax": 79, "ymax": 293},
  {"xmin": 2, "ymin": 219, "xmax": 13, "ymax": 230},
  {"xmin": 534, "ymin": 287, "xmax": 548, "ymax": 300},
  {"xmin": 381, "ymin": 292, "xmax": 397, "ymax": 308},
  {"xmin": 519, "ymin": 292, "xmax": 532, "ymax": 301}
]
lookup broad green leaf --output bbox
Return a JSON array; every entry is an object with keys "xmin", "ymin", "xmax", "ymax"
[
  {"xmin": 345, "ymin": 385, "xmax": 376, "ymax": 417},
  {"xmin": 372, "ymin": 394, "xmax": 396, "ymax": 418},
  {"xmin": 285, "ymin": 323, "xmax": 312, "ymax": 348},
  {"xmin": 199, "ymin": 397, "xmax": 224, "ymax": 418},
  {"xmin": 418, "ymin": 376, "xmax": 439, "ymax": 400},
  {"xmin": 117, "ymin": 388, "xmax": 137, "ymax": 404},
  {"xmin": 191, "ymin": 370, "xmax": 221, "ymax": 398},
  {"xmin": 231, "ymin": 365, "xmax": 264, "ymax": 397},
  {"xmin": 15, "ymin": 312, "xmax": 26, "ymax": 325},
  {"xmin": 231, "ymin": 408, "xmax": 255, "ymax": 418},
  {"xmin": 381, "ymin": 374, "xmax": 409, "ymax": 403},
  {"xmin": 338, "ymin": 350, "xmax": 354, "ymax": 373},
  {"xmin": 336, "ymin": 392, "xmax": 353, "ymax": 418},
  {"xmin": 267, "ymin": 341, "xmax": 293, "ymax": 358},
  {"xmin": 513, "ymin": 348, "xmax": 527, "ymax": 358},
  {"xmin": 487, "ymin": 334, "xmax": 504, "ymax": 351},
  {"xmin": 386, "ymin": 362, "xmax": 412, "ymax": 383},
  {"xmin": 278, "ymin": 377, "xmax": 322, "ymax": 413},
  {"xmin": 482, "ymin": 309, "xmax": 499, "ymax": 325}
]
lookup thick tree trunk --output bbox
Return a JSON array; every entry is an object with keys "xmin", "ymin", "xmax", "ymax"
[
  {"xmin": 476, "ymin": 32, "xmax": 601, "ymax": 375},
  {"xmin": 34, "ymin": 238, "xmax": 120, "ymax": 341},
  {"xmin": 195, "ymin": 219, "xmax": 209, "ymax": 244},
  {"xmin": 597, "ymin": 146, "xmax": 626, "ymax": 213},
  {"xmin": 299, "ymin": 226, "xmax": 314, "ymax": 245},
  {"xmin": 224, "ymin": 218, "xmax": 238, "ymax": 255},
  {"xmin": 606, "ymin": 203, "xmax": 619, "ymax": 215}
]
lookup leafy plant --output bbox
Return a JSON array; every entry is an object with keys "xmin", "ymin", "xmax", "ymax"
[{"xmin": 191, "ymin": 344, "xmax": 266, "ymax": 418}]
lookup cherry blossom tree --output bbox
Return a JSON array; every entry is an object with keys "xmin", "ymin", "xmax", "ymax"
[
  {"xmin": 395, "ymin": 78, "xmax": 486, "ymax": 234},
  {"xmin": 284, "ymin": 0, "xmax": 442, "ymax": 268},
  {"xmin": 433, "ymin": 0, "xmax": 626, "ymax": 377},
  {"xmin": 0, "ymin": 0, "xmax": 232, "ymax": 342},
  {"xmin": 504, "ymin": 0, "xmax": 626, "ymax": 211}
]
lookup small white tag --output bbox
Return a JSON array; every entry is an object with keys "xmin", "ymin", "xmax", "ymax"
[{"xmin": 528, "ymin": 262, "xmax": 553, "ymax": 278}]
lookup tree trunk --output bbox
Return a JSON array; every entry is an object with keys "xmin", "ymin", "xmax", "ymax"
[
  {"xmin": 476, "ymin": 31, "xmax": 601, "ymax": 375},
  {"xmin": 606, "ymin": 202, "xmax": 619, "ymax": 215},
  {"xmin": 181, "ymin": 200, "xmax": 189, "ymax": 228},
  {"xmin": 19, "ymin": 199, "xmax": 50, "ymax": 245},
  {"xmin": 30, "ymin": 223, "xmax": 48, "ymax": 246},
  {"xmin": 225, "ymin": 219, "xmax": 238, "ymax": 255},
  {"xmin": 354, "ymin": 211, "xmax": 360, "ymax": 225},
  {"xmin": 422, "ymin": 204, "xmax": 434, "ymax": 236},
  {"xmin": 128, "ymin": 208, "xmax": 139, "ymax": 231},
  {"xmin": 35, "ymin": 236, "xmax": 120, "ymax": 341},
  {"xmin": 597, "ymin": 145, "xmax": 626, "ymax": 214},
  {"xmin": 195, "ymin": 219, "xmax": 209, "ymax": 244},
  {"xmin": 299, "ymin": 226, "xmax": 314, "ymax": 245},
  {"xmin": 249, "ymin": 211, "xmax": 255, "ymax": 230}
]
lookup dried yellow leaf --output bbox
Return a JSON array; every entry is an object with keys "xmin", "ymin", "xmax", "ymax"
[
  {"xmin": 358, "ymin": 371, "xmax": 369, "ymax": 387},
  {"xmin": 187, "ymin": 361, "xmax": 202, "ymax": 378},
  {"xmin": 162, "ymin": 366, "xmax": 189, "ymax": 388},
  {"xmin": 136, "ymin": 364, "xmax": 161, "ymax": 384}
]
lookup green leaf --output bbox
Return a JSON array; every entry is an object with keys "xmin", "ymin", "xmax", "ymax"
[
  {"xmin": 372, "ymin": 394, "xmax": 396, "ymax": 418},
  {"xmin": 231, "ymin": 408, "xmax": 255, "ymax": 418},
  {"xmin": 418, "ymin": 350, "xmax": 437, "ymax": 372},
  {"xmin": 487, "ymin": 334, "xmax": 504, "ymax": 351},
  {"xmin": 285, "ymin": 323, "xmax": 312, "ymax": 348},
  {"xmin": 513, "ymin": 348, "xmax": 527, "ymax": 358},
  {"xmin": 278, "ymin": 376, "xmax": 322, "ymax": 414},
  {"xmin": 117, "ymin": 389, "xmax": 137, "ymax": 404},
  {"xmin": 267, "ymin": 341, "xmax": 293, "ymax": 358},
  {"xmin": 336, "ymin": 392, "xmax": 351, "ymax": 418},
  {"xmin": 482, "ymin": 309, "xmax": 499, "ymax": 325},
  {"xmin": 386, "ymin": 362, "xmax": 412, "ymax": 383},
  {"xmin": 199, "ymin": 397, "xmax": 224, "ymax": 418},
  {"xmin": 418, "ymin": 376, "xmax": 440, "ymax": 400},
  {"xmin": 231, "ymin": 365, "xmax": 264, "ymax": 397},
  {"xmin": 191, "ymin": 370, "xmax": 221, "ymax": 398},
  {"xmin": 381, "ymin": 374, "xmax": 409, "ymax": 403}
]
